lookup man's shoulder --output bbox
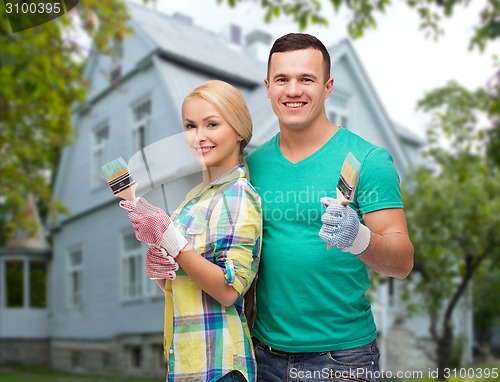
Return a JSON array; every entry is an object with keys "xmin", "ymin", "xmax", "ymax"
[
  {"xmin": 340, "ymin": 129, "xmax": 390, "ymax": 163},
  {"xmin": 341, "ymin": 129, "xmax": 376, "ymax": 150},
  {"xmin": 246, "ymin": 135, "xmax": 278, "ymax": 165}
]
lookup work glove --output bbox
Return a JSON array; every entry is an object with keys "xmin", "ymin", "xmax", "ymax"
[
  {"xmin": 120, "ymin": 197, "xmax": 188, "ymax": 259},
  {"xmin": 145, "ymin": 246, "xmax": 179, "ymax": 280},
  {"xmin": 319, "ymin": 197, "xmax": 371, "ymax": 256}
]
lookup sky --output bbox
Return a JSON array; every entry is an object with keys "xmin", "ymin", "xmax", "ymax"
[{"xmin": 131, "ymin": 0, "xmax": 496, "ymax": 138}]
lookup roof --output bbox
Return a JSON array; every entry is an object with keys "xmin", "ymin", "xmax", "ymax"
[
  {"xmin": 4, "ymin": 195, "xmax": 50, "ymax": 252},
  {"xmin": 127, "ymin": 1, "xmax": 264, "ymax": 86}
]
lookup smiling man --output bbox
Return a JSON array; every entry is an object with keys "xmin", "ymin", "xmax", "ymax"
[{"xmin": 246, "ymin": 33, "xmax": 414, "ymax": 382}]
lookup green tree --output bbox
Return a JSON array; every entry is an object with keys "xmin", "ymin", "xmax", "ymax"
[
  {"xmin": 473, "ymin": 264, "xmax": 500, "ymax": 354},
  {"xmin": 0, "ymin": 2, "xmax": 130, "ymax": 245},
  {"xmin": 220, "ymin": 0, "xmax": 499, "ymax": 50},
  {"xmin": 402, "ymin": 81, "xmax": 500, "ymax": 378}
]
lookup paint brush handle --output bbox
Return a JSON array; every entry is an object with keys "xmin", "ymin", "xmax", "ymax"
[
  {"xmin": 325, "ymin": 191, "xmax": 350, "ymax": 250},
  {"xmin": 115, "ymin": 182, "xmax": 137, "ymax": 202}
]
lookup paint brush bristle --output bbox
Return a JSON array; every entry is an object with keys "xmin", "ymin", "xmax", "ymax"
[
  {"xmin": 327, "ymin": 152, "xmax": 361, "ymax": 250},
  {"xmin": 337, "ymin": 152, "xmax": 360, "ymax": 205},
  {"xmin": 100, "ymin": 157, "xmax": 137, "ymax": 200}
]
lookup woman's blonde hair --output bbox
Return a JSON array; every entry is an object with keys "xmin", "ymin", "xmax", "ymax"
[{"xmin": 182, "ymin": 80, "xmax": 253, "ymax": 158}]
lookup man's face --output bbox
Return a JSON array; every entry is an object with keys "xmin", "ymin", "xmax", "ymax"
[{"xmin": 265, "ymin": 48, "xmax": 333, "ymax": 131}]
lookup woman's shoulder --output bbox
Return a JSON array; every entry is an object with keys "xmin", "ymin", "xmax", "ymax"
[{"xmin": 218, "ymin": 177, "xmax": 261, "ymax": 209}]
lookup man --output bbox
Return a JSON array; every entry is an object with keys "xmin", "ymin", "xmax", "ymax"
[{"xmin": 246, "ymin": 33, "xmax": 414, "ymax": 382}]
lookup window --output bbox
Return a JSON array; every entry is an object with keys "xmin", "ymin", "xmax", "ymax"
[
  {"xmin": 154, "ymin": 344, "xmax": 166, "ymax": 369},
  {"xmin": 67, "ymin": 248, "xmax": 83, "ymax": 309},
  {"xmin": 29, "ymin": 261, "xmax": 47, "ymax": 308},
  {"xmin": 328, "ymin": 92, "xmax": 350, "ymax": 129},
  {"xmin": 121, "ymin": 232, "xmax": 162, "ymax": 300},
  {"xmin": 92, "ymin": 124, "xmax": 109, "ymax": 187},
  {"xmin": 6, "ymin": 260, "xmax": 24, "ymax": 308},
  {"xmin": 131, "ymin": 98, "xmax": 151, "ymax": 153},
  {"xmin": 71, "ymin": 351, "xmax": 84, "ymax": 372},
  {"xmin": 122, "ymin": 233, "xmax": 143, "ymax": 299},
  {"xmin": 127, "ymin": 345, "xmax": 143, "ymax": 368}
]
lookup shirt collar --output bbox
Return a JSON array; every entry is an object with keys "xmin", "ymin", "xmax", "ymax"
[
  {"xmin": 210, "ymin": 164, "xmax": 246, "ymax": 186},
  {"xmin": 187, "ymin": 164, "xmax": 246, "ymax": 200}
]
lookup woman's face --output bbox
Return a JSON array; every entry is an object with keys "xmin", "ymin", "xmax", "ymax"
[{"xmin": 183, "ymin": 96, "xmax": 242, "ymax": 169}]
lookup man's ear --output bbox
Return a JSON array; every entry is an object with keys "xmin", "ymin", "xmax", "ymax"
[
  {"xmin": 264, "ymin": 78, "xmax": 270, "ymax": 98},
  {"xmin": 325, "ymin": 77, "xmax": 334, "ymax": 99}
]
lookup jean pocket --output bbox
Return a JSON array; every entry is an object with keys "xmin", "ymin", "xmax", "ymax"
[
  {"xmin": 324, "ymin": 345, "xmax": 379, "ymax": 382},
  {"xmin": 325, "ymin": 349, "xmax": 376, "ymax": 367}
]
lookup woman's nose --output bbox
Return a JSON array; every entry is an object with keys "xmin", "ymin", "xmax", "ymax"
[{"xmin": 195, "ymin": 127, "xmax": 207, "ymax": 142}]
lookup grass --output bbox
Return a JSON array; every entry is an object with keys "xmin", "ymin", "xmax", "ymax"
[{"xmin": 0, "ymin": 365, "xmax": 162, "ymax": 382}]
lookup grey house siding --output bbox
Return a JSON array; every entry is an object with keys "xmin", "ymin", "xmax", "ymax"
[{"xmin": 50, "ymin": 204, "xmax": 164, "ymax": 339}]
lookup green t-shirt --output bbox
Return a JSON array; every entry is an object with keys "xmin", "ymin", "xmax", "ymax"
[{"xmin": 246, "ymin": 128, "xmax": 403, "ymax": 352}]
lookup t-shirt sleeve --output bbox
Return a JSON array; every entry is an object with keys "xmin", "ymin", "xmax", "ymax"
[
  {"xmin": 355, "ymin": 146, "xmax": 404, "ymax": 215},
  {"xmin": 208, "ymin": 181, "xmax": 262, "ymax": 296}
]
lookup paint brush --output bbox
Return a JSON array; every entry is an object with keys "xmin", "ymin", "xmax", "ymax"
[
  {"xmin": 100, "ymin": 157, "xmax": 137, "ymax": 201},
  {"xmin": 327, "ymin": 152, "xmax": 361, "ymax": 250}
]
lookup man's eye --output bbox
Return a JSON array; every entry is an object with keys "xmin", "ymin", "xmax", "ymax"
[{"xmin": 276, "ymin": 78, "xmax": 287, "ymax": 83}]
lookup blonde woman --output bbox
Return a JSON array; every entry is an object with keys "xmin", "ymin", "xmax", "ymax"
[{"xmin": 121, "ymin": 80, "xmax": 261, "ymax": 382}]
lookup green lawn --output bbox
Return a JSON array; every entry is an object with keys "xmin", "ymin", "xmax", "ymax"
[{"xmin": 0, "ymin": 365, "xmax": 162, "ymax": 382}]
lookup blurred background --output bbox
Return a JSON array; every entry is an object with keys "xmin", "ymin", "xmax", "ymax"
[{"xmin": 1, "ymin": 0, "xmax": 499, "ymax": 380}]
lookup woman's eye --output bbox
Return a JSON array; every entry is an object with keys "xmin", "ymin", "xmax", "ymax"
[
  {"xmin": 184, "ymin": 123, "xmax": 196, "ymax": 129},
  {"xmin": 207, "ymin": 122, "xmax": 218, "ymax": 128}
]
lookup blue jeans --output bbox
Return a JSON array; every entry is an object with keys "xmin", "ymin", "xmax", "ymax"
[
  {"xmin": 216, "ymin": 370, "xmax": 248, "ymax": 382},
  {"xmin": 253, "ymin": 338, "xmax": 380, "ymax": 382}
]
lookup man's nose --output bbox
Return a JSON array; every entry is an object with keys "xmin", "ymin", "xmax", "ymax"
[{"xmin": 285, "ymin": 79, "xmax": 302, "ymax": 96}]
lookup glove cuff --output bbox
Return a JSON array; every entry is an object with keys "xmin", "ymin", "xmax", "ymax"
[
  {"xmin": 344, "ymin": 223, "xmax": 371, "ymax": 256},
  {"xmin": 160, "ymin": 226, "xmax": 189, "ymax": 260}
]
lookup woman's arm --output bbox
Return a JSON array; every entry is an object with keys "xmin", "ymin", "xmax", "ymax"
[
  {"xmin": 177, "ymin": 183, "xmax": 262, "ymax": 307},
  {"xmin": 177, "ymin": 244, "xmax": 239, "ymax": 306}
]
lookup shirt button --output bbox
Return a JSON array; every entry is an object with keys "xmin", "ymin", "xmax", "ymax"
[{"xmin": 169, "ymin": 349, "xmax": 173, "ymax": 354}]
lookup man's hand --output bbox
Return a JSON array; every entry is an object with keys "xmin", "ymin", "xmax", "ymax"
[
  {"xmin": 145, "ymin": 246, "xmax": 179, "ymax": 280},
  {"xmin": 319, "ymin": 197, "xmax": 371, "ymax": 256},
  {"xmin": 120, "ymin": 197, "xmax": 188, "ymax": 259}
]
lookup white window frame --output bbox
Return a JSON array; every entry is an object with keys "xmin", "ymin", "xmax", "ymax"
[
  {"xmin": 121, "ymin": 231, "xmax": 163, "ymax": 301},
  {"xmin": 66, "ymin": 247, "xmax": 83, "ymax": 310},
  {"xmin": 131, "ymin": 97, "xmax": 151, "ymax": 154},
  {"xmin": 92, "ymin": 123, "xmax": 109, "ymax": 188},
  {"xmin": 328, "ymin": 91, "xmax": 351, "ymax": 129}
]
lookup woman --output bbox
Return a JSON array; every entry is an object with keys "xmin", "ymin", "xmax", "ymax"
[{"xmin": 120, "ymin": 80, "xmax": 262, "ymax": 382}]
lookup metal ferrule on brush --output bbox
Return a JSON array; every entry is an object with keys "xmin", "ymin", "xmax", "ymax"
[
  {"xmin": 109, "ymin": 173, "xmax": 137, "ymax": 195},
  {"xmin": 337, "ymin": 174, "xmax": 355, "ymax": 202}
]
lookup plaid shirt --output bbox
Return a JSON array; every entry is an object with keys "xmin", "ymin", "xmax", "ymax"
[{"xmin": 164, "ymin": 165, "xmax": 262, "ymax": 382}]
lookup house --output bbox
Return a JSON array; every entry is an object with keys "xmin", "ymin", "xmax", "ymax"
[
  {"xmin": 0, "ymin": 195, "xmax": 51, "ymax": 366},
  {"xmin": 2, "ymin": 1, "xmax": 470, "ymax": 378}
]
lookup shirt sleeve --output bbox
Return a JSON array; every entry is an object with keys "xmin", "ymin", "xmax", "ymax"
[
  {"xmin": 354, "ymin": 146, "xmax": 404, "ymax": 216},
  {"xmin": 208, "ymin": 180, "xmax": 262, "ymax": 296}
]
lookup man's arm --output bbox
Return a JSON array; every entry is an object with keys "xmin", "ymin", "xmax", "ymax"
[{"xmin": 358, "ymin": 208, "xmax": 414, "ymax": 279}]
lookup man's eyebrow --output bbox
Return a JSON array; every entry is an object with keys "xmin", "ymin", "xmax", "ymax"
[
  {"xmin": 272, "ymin": 73, "xmax": 319, "ymax": 80},
  {"xmin": 271, "ymin": 73, "xmax": 288, "ymax": 80}
]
